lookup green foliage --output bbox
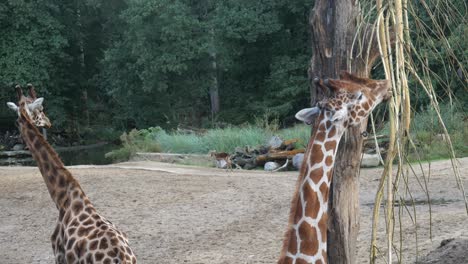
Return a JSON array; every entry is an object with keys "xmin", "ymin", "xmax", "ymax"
[
  {"xmin": 0, "ymin": 0, "xmax": 465, "ymax": 156},
  {"xmin": 277, "ymin": 124, "xmax": 311, "ymax": 148},
  {"xmin": 105, "ymin": 128, "xmax": 162, "ymax": 162},
  {"xmin": 409, "ymin": 104, "xmax": 467, "ymax": 161},
  {"xmin": 107, "ymin": 123, "xmax": 315, "ymax": 161}
]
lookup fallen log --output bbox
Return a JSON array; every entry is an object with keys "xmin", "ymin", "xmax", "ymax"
[{"xmin": 256, "ymin": 149, "xmax": 305, "ymax": 164}]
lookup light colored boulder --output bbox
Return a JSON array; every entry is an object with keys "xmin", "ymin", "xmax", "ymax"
[
  {"xmin": 215, "ymin": 159, "xmax": 228, "ymax": 169},
  {"xmin": 12, "ymin": 144, "xmax": 25, "ymax": 151},
  {"xmin": 292, "ymin": 153, "xmax": 304, "ymax": 170},
  {"xmin": 264, "ymin": 161, "xmax": 280, "ymax": 171},
  {"xmin": 268, "ymin": 136, "xmax": 283, "ymax": 149},
  {"xmin": 361, "ymin": 153, "xmax": 381, "ymax": 167}
]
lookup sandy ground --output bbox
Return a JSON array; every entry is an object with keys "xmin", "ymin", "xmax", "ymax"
[{"xmin": 0, "ymin": 158, "xmax": 467, "ymax": 264}]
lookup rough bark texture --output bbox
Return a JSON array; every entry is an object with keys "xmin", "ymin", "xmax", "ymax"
[{"xmin": 308, "ymin": 1, "xmax": 381, "ymax": 263}]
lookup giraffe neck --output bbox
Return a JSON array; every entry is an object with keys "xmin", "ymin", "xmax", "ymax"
[
  {"xmin": 279, "ymin": 115, "xmax": 345, "ymax": 264},
  {"xmin": 18, "ymin": 109, "xmax": 85, "ymax": 210}
]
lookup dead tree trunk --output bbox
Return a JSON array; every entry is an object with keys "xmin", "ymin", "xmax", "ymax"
[{"xmin": 309, "ymin": 1, "xmax": 383, "ymax": 263}]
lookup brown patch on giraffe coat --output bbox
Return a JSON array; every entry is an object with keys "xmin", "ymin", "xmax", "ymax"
[
  {"xmin": 68, "ymin": 227, "xmax": 76, "ymax": 236},
  {"xmin": 77, "ymin": 226, "xmax": 93, "ymax": 237},
  {"xmin": 75, "ymin": 239, "xmax": 88, "ymax": 258},
  {"xmin": 325, "ymin": 121, "xmax": 332, "ymax": 129},
  {"xmin": 58, "ymin": 177, "xmax": 67, "ymax": 188},
  {"xmin": 318, "ymin": 123, "xmax": 326, "ymax": 132},
  {"xmin": 324, "ymin": 141, "xmax": 337, "ymax": 152},
  {"xmin": 358, "ymin": 110, "xmax": 366, "ymax": 117},
  {"xmin": 328, "ymin": 126, "xmax": 336, "ymax": 138},
  {"xmin": 89, "ymin": 240, "xmax": 99, "ymax": 250},
  {"xmin": 294, "ymin": 198, "xmax": 304, "ymax": 223},
  {"xmin": 325, "ymin": 156, "xmax": 333, "ymax": 167},
  {"xmin": 309, "ymin": 168, "xmax": 324, "ymax": 184},
  {"xmin": 85, "ymin": 206, "xmax": 94, "ymax": 214},
  {"xmin": 103, "ymin": 258, "xmax": 111, "ymax": 264},
  {"xmin": 57, "ymin": 191, "xmax": 67, "ymax": 205},
  {"xmin": 82, "ymin": 218, "xmax": 94, "ymax": 226},
  {"xmin": 351, "ymin": 111, "xmax": 356, "ymax": 118},
  {"xmin": 311, "ymin": 144, "xmax": 324, "ymax": 164},
  {"xmin": 315, "ymin": 131, "xmax": 326, "ymax": 142},
  {"xmin": 303, "ymin": 183, "xmax": 320, "ymax": 219},
  {"xmin": 95, "ymin": 252, "xmax": 105, "ymax": 261},
  {"xmin": 318, "ymin": 212, "xmax": 328, "ymax": 242},
  {"xmin": 72, "ymin": 201, "xmax": 83, "ymax": 215},
  {"xmin": 363, "ymin": 102, "xmax": 370, "ymax": 110},
  {"xmin": 298, "ymin": 222, "xmax": 319, "ymax": 256},
  {"xmin": 66, "ymin": 252, "xmax": 76, "ymax": 263},
  {"xmin": 66, "ymin": 238, "xmax": 76, "ymax": 250},
  {"xmin": 63, "ymin": 211, "xmax": 71, "ymax": 224},
  {"xmin": 125, "ymin": 246, "xmax": 133, "ymax": 255},
  {"xmin": 99, "ymin": 237, "xmax": 109, "ymax": 250},
  {"xmin": 78, "ymin": 213, "xmax": 89, "ymax": 222},
  {"xmin": 296, "ymin": 258, "xmax": 309, "ymax": 264},
  {"xmin": 108, "ymin": 248, "xmax": 118, "ymax": 257},
  {"xmin": 86, "ymin": 253, "xmax": 94, "ymax": 263},
  {"xmin": 319, "ymin": 182, "xmax": 329, "ymax": 203},
  {"xmin": 288, "ymin": 229, "xmax": 298, "ymax": 255},
  {"xmin": 316, "ymin": 259, "xmax": 324, "ymax": 264},
  {"xmin": 110, "ymin": 237, "xmax": 119, "ymax": 246}
]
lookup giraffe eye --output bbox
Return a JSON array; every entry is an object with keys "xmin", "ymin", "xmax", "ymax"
[{"xmin": 357, "ymin": 93, "xmax": 363, "ymax": 100}]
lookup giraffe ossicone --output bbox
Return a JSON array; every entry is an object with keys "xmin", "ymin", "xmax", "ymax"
[
  {"xmin": 278, "ymin": 71, "xmax": 391, "ymax": 264},
  {"xmin": 8, "ymin": 84, "xmax": 137, "ymax": 263}
]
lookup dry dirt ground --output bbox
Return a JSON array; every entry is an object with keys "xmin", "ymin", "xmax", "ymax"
[{"xmin": 0, "ymin": 158, "xmax": 467, "ymax": 264}]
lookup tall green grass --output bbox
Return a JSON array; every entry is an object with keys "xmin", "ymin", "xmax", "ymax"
[
  {"xmin": 409, "ymin": 104, "xmax": 467, "ymax": 161},
  {"xmin": 106, "ymin": 123, "xmax": 313, "ymax": 161}
]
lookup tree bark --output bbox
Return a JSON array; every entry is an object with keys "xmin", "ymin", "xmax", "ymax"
[{"xmin": 308, "ymin": 1, "xmax": 382, "ymax": 263}]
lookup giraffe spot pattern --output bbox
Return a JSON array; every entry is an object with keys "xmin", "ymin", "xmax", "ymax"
[
  {"xmin": 303, "ymin": 183, "xmax": 320, "ymax": 219},
  {"xmin": 311, "ymin": 144, "xmax": 324, "ymax": 164},
  {"xmin": 298, "ymin": 222, "xmax": 319, "ymax": 256},
  {"xmin": 309, "ymin": 168, "xmax": 324, "ymax": 184}
]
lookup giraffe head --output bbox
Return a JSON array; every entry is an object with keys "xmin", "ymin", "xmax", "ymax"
[
  {"xmin": 6, "ymin": 84, "xmax": 52, "ymax": 128},
  {"xmin": 296, "ymin": 71, "xmax": 391, "ymax": 129}
]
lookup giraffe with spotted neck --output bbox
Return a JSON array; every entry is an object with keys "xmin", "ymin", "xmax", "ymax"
[
  {"xmin": 278, "ymin": 72, "xmax": 391, "ymax": 264},
  {"xmin": 7, "ymin": 85, "xmax": 137, "ymax": 264}
]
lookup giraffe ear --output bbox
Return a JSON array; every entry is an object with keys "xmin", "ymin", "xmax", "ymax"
[
  {"xmin": 6, "ymin": 102, "xmax": 18, "ymax": 112},
  {"xmin": 331, "ymin": 108, "xmax": 347, "ymax": 122},
  {"xmin": 28, "ymin": 97, "xmax": 44, "ymax": 111},
  {"xmin": 295, "ymin": 107, "xmax": 320, "ymax": 124}
]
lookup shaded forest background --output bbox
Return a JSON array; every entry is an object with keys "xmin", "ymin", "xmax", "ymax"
[{"xmin": 0, "ymin": 0, "xmax": 466, "ymax": 142}]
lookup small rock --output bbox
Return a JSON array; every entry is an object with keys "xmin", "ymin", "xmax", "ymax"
[
  {"xmin": 361, "ymin": 153, "xmax": 381, "ymax": 167},
  {"xmin": 215, "ymin": 159, "xmax": 228, "ymax": 169},
  {"xmin": 12, "ymin": 144, "xmax": 25, "ymax": 151},
  {"xmin": 268, "ymin": 136, "xmax": 283, "ymax": 149},
  {"xmin": 264, "ymin": 161, "xmax": 280, "ymax": 171},
  {"xmin": 292, "ymin": 153, "xmax": 304, "ymax": 170}
]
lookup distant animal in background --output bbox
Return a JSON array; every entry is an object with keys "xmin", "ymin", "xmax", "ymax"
[{"xmin": 210, "ymin": 151, "xmax": 233, "ymax": 170}]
